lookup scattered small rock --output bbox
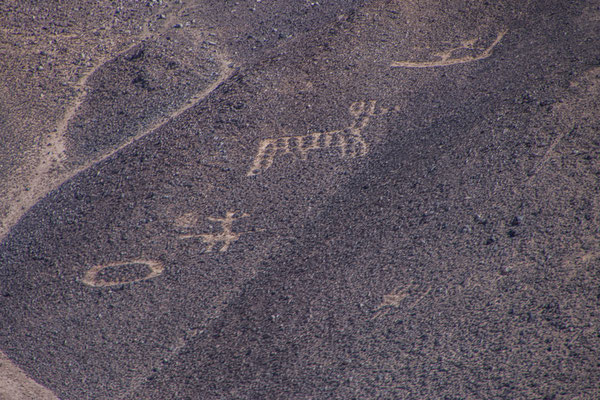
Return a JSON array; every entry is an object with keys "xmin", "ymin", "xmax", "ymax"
[
  {"xmin": 158, "ymin": 14, "xmax": 166, "ymax": 19},
  {"xmin": 474, "ymin": 214, "xmax": 487, "ymax": 225},
  {"xmin": 499, "ymin": 265, "xmax": 512, "ymax": 275},
  {"xmin": 173, "ymin": 23, "xmax": 183, "ymax": 28},
  {"xmin": 510, "ymin": 215, "xmax": 523, "ymax": 226}
]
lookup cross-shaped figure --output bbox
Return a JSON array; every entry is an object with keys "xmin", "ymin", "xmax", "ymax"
[{"xmin": 179, "ymin": 211, "xmax": 251, "ymax": 253}]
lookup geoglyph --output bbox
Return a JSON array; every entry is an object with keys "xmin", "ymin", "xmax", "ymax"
[
  {"xmin": 247, "ymin": 100, "xmax": 377, "ymax": 176},
  {"xmin": 391, "ymin": 31, "xmax": 506, "ymax": 68}
]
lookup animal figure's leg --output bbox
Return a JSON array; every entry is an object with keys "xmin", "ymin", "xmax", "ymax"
[
  {"xmin": 247, "ymin": 138, "xmax": 279, "ymax": 176},
  {"xmin": 338, "ymin": 132, "xmax": 367, "ymax": 158},
  {"xmin": 322, "ymin": 131, "xmax": 334, "ymax": 148},
  {"xmin": 297, "ymin": 132, "xmax": 322, "ymax": 160},
  {"xmin": 275, "ymin": 136, "xmax": 292, "ymax": 154},
  {"xmin": 352, "ymin": 135, "xmax": 368, "ymax": 157},
  {"xmin": 337, "ymin": 133, "xmax": 350, "ymax": 157}
]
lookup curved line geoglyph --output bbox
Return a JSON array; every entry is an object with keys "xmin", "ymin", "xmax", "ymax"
[
  {"xmin": 0, "ymin": 14, "xmax": 235, "ymax": 243},
  {"xmin": 391, "ymin": 30, "xmax": 507, "ymax": 68}
]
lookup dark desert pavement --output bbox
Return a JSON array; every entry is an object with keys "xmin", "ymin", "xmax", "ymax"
[{"xmin": 1, "ymin": 1, "xmax": 600, "ymax": 399}]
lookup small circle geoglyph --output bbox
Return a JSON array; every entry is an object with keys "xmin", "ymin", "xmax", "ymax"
[{"xmin": 81, "ymin": 259, "xmax": 164, "ymax": 287}]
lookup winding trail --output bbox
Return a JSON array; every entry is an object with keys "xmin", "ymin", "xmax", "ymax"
[
  {"xmin": 0, "ymin": 6, "xmax": 234, "ymax": 243},
  {"xmin": 0, "ymin": 8, "xmax": 234, "ymax": 398}
]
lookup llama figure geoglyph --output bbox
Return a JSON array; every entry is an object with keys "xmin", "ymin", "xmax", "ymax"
[{"xmin": 246, "ymin": 100, "xmax": 377, "ymax": 176}]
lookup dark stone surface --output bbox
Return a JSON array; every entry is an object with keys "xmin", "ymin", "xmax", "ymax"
[{"xmin": 1, "ymin": 0, "xmax": 599, "ymax": 399}]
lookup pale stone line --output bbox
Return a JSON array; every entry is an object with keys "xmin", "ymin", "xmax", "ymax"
[
  {"xmin": 0, "ymin": 50, "xmax": 234, "ymax": 244},
  {"xmin": 0, "ymin": 23, "xmax": 154, "ymax": 241},
  {"xmin": 0, "ymin": 9, "xmax": 235, "ymax": 400},
  {"xmin": 0, "ymin": 49, "xmax": 234, "ymax": 400},
  {"xmin": 391, "ymin": 30, "xmax": 507, "ymax": 68},
  {"xmin": 0, "ymin": 2, "xmax": 205, "ymax": 242},
  {"xmin": 525, "ymin": 125, "xmax": 575, "ymax": 185}
]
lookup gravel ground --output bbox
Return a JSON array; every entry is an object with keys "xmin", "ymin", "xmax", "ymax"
[{"xmin": 1, "ymin": 1, "xmax": 599, "ymax": 399}]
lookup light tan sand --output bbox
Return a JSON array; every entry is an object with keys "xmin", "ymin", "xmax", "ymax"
[{"xmin": 0, "ymin": 351, "xmax": 60, "ymax": 400}]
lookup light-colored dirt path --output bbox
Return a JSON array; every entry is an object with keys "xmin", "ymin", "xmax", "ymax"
[
  {"xmin": 0, "ymin": 5, "xmax": 234, "ymax": 400},
  {"xmin": 0, "ymin": 6, "xmax": 234, "ymax": 244},
  {"xmin": 0, "ymin": 51, "xmax": 234, "ymax": 399},
  {"xmin": 0, "ymin": 351, "xmax": 60, "ymax": 400},
  {"xmin": 0, "ymin": 47, "xmax": 232, "ymax": 400}
]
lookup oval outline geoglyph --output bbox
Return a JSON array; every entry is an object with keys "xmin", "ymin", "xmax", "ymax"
[{"xmin": 81, "ymin": 259, "xmax": 164, "ymax": 287}]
